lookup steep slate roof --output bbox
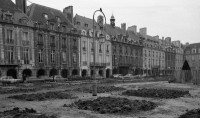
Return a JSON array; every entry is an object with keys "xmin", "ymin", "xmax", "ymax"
[
  {"xmin": 74, "ymin": 14, "xmax": 99, "ymax": 30},
  {"xmin": 27, "ymin": 3, "xmax": 73, "ymax": 28},
  {"xmin": 0, "ymin": 0, "xmax": 20, "ymax": 13},
  {"xmin": 185, "ymin": 43, "xmax": 200, "ymax": 49},
  {"xmin": 126, "ymin": 30, "xmax": 140, "ymax": 42},
  {"xmin": 104, "ymin": 24, "xmax": 126, "ymax": 36},
  {"xmin": 0, "ymin": 0, "xmax": 33, "ymax": 26}
]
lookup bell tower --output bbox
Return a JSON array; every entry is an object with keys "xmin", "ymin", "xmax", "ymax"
[{"xmin": 110, "ymin": 14, "xmax": 115, "ymax": 27}]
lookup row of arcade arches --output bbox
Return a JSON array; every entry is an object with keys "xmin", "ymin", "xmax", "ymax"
[
  {"xmin": 3, "ymin": 68, "xmax": 111, "ymax": 79},
  {"xmin": 81, "ymin": 69, "xmax": 111, "ymax": 78}
]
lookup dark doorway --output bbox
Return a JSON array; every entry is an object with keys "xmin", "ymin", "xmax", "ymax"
[
  {"xmin": 112, "ymin": 68, "xmax": 118, "ymax": 74},
  {"xmin": 99, "ymin": 70, "xmax": 103, "ymax": 76},
  {"xmin": 91, "ymin": 70, "xmax": 94, "ymax": 76},
  {"xmin": 22, "ymin": 69, "xmax": 32, "ymax": 77},
  {"xmin": 82, "ymin": 69, "xmax": 87, "ymax": 77},
  {"xmin": 72, "ymin": 69, "xmax": 78, "ymax": 75},
  {"xmin": 37, "ymin": 69, "xmax": 45, "ymax": 78},
  {"xmin": 106, "ymin": 69, "xmax": 110, "ymax": 78},
  {"xmin": 50, "ymin": 68, "xmax": 58, "ymax": 77},
  {"xmin": 7, "ymin": 69, "xmax": 17, "ymax": 79},
  {"xmin": 61, "ymin": 69, "xmax": 68, "ymax": 78}
]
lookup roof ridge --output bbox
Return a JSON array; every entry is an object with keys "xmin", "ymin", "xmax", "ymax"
[{"xmin": 32, "ymin": 3, "xmax": 62, "ymax": 13}]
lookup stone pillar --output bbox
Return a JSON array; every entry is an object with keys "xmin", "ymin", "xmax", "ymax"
[
  {"xmin": 18, "ymin": 69, "xmax": 23, "ymax": 79},
  {"xmin": 110, "ymin": 69, "xmax": 112, "ymax": 77},
  {"xmin": 69, "ymin": 69, "xmax": 72, "ymax": 76},
  {"xmin": 79, "ymin": 69, "xmax": 82, "ymax": 76},
  {"xmin": 46, "ymin": 69, "xmax": 50, "ymax": 77},
  {"xmin": 31, "ymin": 69, "xmax": 37, "ymax": 79},
  {"xmin": 103, "ymin": 69, "xmax": 106, "ymax": 78},
  {"xmin": 87, "ymin": 69, "xmax": 90, "ymax": 76}
]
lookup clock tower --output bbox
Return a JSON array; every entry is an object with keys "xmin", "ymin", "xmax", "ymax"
[{"xmin": 110, "ymin": 14, "xmax": 115, "ymax": 27}]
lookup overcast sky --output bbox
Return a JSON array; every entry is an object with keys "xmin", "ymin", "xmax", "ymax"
[{"xmin": 14, "ymin": 0, "xmax": 200, "ymax": 44}]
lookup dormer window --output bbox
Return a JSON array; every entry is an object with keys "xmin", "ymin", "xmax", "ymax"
[
  {"xmin": 56, "ymin": 16, "xmax": 61, "ymax": 23},
  {"xmin": 77, "ymin": 21, "xmax": 80, "ymax": 25},
  {"xmin": 6, "ymin": 14, "xmax": 12, "ymax": 21},
  {"xmin": 192, "ymin": 49, "xmax": 196, "ymax": 54},
  {"xmin": 43, "ymin": 14, "xmax": 48, "ymax": 20},
  {"xmin": 50, "ymin": 23, "xmax": 54, "ymax": 30},
  {"xmin": 84, "ymin": 23, "xmax": 88, "ymax": 27}
]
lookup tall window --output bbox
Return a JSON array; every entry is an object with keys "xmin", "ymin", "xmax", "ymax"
[
  {"xmin": 62, "ymin": 51, "xmax": 66, "ymax": 62},
  {"xmin": 38, "ymin": 34, "xmax": 43, "ymax": 44},
  {"xmin": 8, "ymin": 46, "xmax": 14, "ymax": 64},
  {"xmin": 106, "ymin": 55, "xmax": 109, "ymax": 63},
  {"xmin": 23, "ymin": 32, "xmax": 28, "ymax": 41},
  {"xmin": 62, "ymin": 38, "xmax": 66, "ymax": 48},
  {"xmin": 83, "ymin": 41, "xmax": 86, "ymax": 50},
  {"xmin": 91, "ymin": 42, "xmax": 94, "ymax": 51},
  {"xmin": 24, "ymin": 48, "xmax": 29, "ymax": 64},
  {"xmin": 50, "ymin": 36, "xmax": 55, "ymax": 47},
  {"xmin": 73, "ymin": 53, "xmax": 77, "ymax": 63},
  {"xmin": 7, "ymin": 30, "xmax": 13, "ymax": 43},
  {"xmin": 106, "ymin": 45, "xmax": 109, "ymax": 52},
  {"xmin": 120, "ymin": 46, "xmax": 122, "ymax": 53},
  {"xmin": 99, "ymin": 43, "xmax": 102, "ymax": 53},
  {"xmin": 99, "ymin": 55, "xmax": 102, "ymax": 63},
  {"xmin": 38, "ymin": 49, "xmax": 43, "ymax": 63},
  {"xmin": 51, "ymin": 50, "xmax": 55, "ymax": 63},
  {"xmin": 50, "ymin": 23, "xmax": 54, "ymax": 30}
]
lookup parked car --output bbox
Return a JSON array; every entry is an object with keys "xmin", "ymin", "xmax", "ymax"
[
  {"xmin": 113, "ymin": 74, "xmax": 124, "ymax": 79},
  {"xmin": 0, "ymin": 76, "xmax": 22, "ymax": 84},
  {"xmin": 123, "ymin": 74, "xmax": 134, "ymax": 79}
]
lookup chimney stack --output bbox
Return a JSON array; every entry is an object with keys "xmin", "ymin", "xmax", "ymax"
[
  {"xmin": 139, "ymin": 27, "xmax": 147, "ymax": 39},
  {"xmin": 121, "ymin": 23, "xmax": 126, "ymax": 32},
  {"xmin": 63, "ymin": 6, "xmax": 74, "ymax": 24},
  {"xmin": 165, "ymin": 37, "xmax": 171, "ymax": 43},
  {"xmin": 127, "ymin": 25, "xmax": 137, "ymax": 34},
  {"xmin": 16, "ymin": 0, "xmax": 27, "ymax": 13}
]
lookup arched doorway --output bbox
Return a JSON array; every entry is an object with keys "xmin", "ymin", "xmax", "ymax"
[
  {"xmin": 37, "ymin": 69, "xmax": 45, "ymax": 78},
  {"xmin": 82, "ymin": 69, "xmax": 87, "ymax": 77},
  {"xmin": 22, "ymin": 69, "xmax": 32, "ymax": 77},
  {"xmin": 90, "ymin": 70, "xmax": 94, "ymax": 76},
  {"xmin": 50, "ymin": 68, "xmax": 58, "ymax": 77},
  {"xmin": 106, "ymin": 69, "xmax": 110, "ymax": 78},
  {"xmin": 61, "ymin": 69, "xmax": 68, "ymax": 78},
  {"xmin": 72, "ymin": 69, "xmax": 78, "ymax": 75},
  {"xmin": 112, "ymin": 68, "xmax": 118, "ymax": 74},
  {"xmin": 135, "ymin": 68, "xmax": 139, "ymax": 75},
  {"xmin": 7, "ymin": 69, "xmax": 17, "ymax": 79},
  {"xmin": 99, "ymin": 70, "xmax": 103, "ymax": 76}
]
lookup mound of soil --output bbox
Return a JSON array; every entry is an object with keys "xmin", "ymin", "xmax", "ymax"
[
  {"xmin": 73, "ymin": 86, "xmax": 125, "ymax": 93},
  {"xmin": 8, "ymin": 91, "xmax": 77, "ymax": 101},
  {"xmin": 179, "ymin": 109, "xmax": 200, "ymax": 118},
  {"xmin": 122, "ymin": 88, "xmax": 190, "ymax": 99},
  {"xmin": 0, "ymin": 107, "xmax": 56, "ymax": 118},
  {"xmin": 73, "ymin": 97, "xmax": 157, "ymax": 114}
]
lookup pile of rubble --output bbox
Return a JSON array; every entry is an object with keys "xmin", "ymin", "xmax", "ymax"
[
  {"xmin": 122, "ymin": 88, "xmax": 190, "ymax": 99},
  {"xmin": 73, "ymin": 97, "xmax": 157, "ymax": 114}
]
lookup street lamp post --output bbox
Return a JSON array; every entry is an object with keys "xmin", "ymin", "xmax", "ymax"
[{"xmin": 92, "ymin": 8, "xmax": 106, "ymax": 96}]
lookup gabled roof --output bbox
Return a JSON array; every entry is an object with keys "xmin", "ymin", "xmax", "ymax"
[
  {"xmin": 104, "ymin": 24, "xmax": 126, "ymax": 36},
  {"xmin": 0, "ymin": 0, "xmax": 20, "ymax": 13},
  {"xmin": 74, "ymin": 14, "xmax": 99, "ymax": 30},
  {"xmin": 27, "ymin": 3, "xmax": 73, "ymax": 28}
]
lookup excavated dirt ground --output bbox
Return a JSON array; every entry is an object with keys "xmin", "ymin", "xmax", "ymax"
[{"xmin": 0, "ymin": 80, "xmax": 200, "ymax": 118}]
